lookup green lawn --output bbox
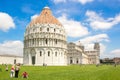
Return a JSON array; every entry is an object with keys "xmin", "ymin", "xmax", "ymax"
[{"xmin": 0, "ymin": 65, "xmax": 120, "ymax": 80}]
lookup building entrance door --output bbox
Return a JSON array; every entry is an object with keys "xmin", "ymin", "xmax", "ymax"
[
  {"xmin": 70, "ymin": 60, "xmax": 73, "ymax": 64},
  {"xmin": 31, "ymin": 49, "xmax": 36, "ymax": 65},
  {"xmin": 76, "ymin": 58, "xmax": 79, "ymax": 64},
  {"xmin": 14, "ymin": 59, "xmax": 16, "ymax": 64},
  {"xmin": 70, "ymin": 57, "xmax": 73, "ymax": 64},
  {"xmin": 32, "ymin": 56, "xmax": 35, "ymax": 65}
]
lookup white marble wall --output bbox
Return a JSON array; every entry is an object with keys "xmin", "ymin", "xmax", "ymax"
[
  {"xmin": 0, "ymin": 55, "xmax": 23, "ymax": 64},
  {"xmin": 24, "ymin": 24, "xmax": 67, "ymax": 66}
]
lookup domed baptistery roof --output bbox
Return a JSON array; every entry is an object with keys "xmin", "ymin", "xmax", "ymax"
[
  {"xmin": 23, "ymin": 7, "xmax": 67, "ymax": 66},
  {"xmin": 30, "ymin": 6, "xmax": 62, "ymax": 26}
]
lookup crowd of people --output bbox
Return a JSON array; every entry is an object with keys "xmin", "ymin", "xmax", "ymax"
[{"xmin": 1, "ymin": 63, "xmax": 28, "ymax": 79}]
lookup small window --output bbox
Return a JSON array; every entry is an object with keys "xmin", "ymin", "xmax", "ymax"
[
  {"xmin": 40, "ymin": 28, "xmax": 42, "ymax": 31},
  {"xmin": 32, "ymin": 39, "xmax": 34, "ymax": 44},
  {"xmin": 47, "ymin": 28, "xmax": 49, "ymax": 32},
  {"xmin": 40, "ymin": 51, "xmax": 42, "ymax": 56},
  {"xmin": 46, "ymin": 39, "xmax": 48, "ymax": 44},
  {"xmin": 54, "ymin": 29, "xmax": 56, "ymax": 32},
  {"xmin": 70, "ymin": 57, "xmax": 72, "ymax": 59},
  {"xmin": 33, "ymin": 28, "xmax": 35, "ymax": 32},
  {"xmin": 48, "ymin": 51, "xmax": 50, "ymax": 56},
  {"xmin": 55, "ymin": 52, "xmax": 57, "ymax": 57},
  {"xmin": 55, "ymin": 39, "xmax": 57, "ymax": 44}
]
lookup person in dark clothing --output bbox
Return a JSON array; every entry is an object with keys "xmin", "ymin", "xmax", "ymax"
[{"xmin": 15, "ymin": 64, "xmax": 20, "ymax": 78}]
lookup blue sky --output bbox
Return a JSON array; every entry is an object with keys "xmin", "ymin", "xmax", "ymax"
[{"xmin": 0, "ymin": 0, "xmax": 120, "ymax": 58}]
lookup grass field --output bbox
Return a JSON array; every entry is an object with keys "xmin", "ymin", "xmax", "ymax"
[{"xmin": 0, "ymin": 65, "xmax": 120, "ymax": 80}]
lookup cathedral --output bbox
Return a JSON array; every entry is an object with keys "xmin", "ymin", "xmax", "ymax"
[{"xmin": 23, "ymin": 7, "xmax": 100, "ymax": 66}]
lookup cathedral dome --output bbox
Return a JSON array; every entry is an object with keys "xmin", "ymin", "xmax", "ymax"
[{"xmin": 29, "ymin": 7, "xmax": 62, "ymax": 26}]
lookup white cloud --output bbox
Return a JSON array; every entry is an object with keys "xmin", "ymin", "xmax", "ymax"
[
  {"xmin": 110, "ymin": 49, "xmax": 120, "ymax": 54},
  {"xmin": 90, "ymin": 21, "xmax": 113, "ymax": 30},
  {"xmin": 86, "ymin": 10, "xmax": 120, "ymax": 30},
  {"xmin": 53, "ymin": 0, "xmax": 93, "ymax": 4},
  {"xmin": 98, "ymin": 43, "xmax": 108, "ymax": 59},
  {"xmin": 53, "ymin": 0, "xmax": 66, "ymax": 3},
  {"xmin": 100, "ymin": 43, "xmax": 106, "ymax": 54},
  {"xmin": 0, "ymin": 40, "xmax": 23, "ymax": 56},
  {"xmin": 58, "ymin": 14, "xmax": 89, "ymax": 37},
  {"xmin": 31, "ymin": 14, "xmax": 39, "ymax": 20},
  {"xmin": 110, "ymin": 49, "xmax": 120, "ymax": 57},
  {"xmin": 101, "ymin": 49, "xmax": 120, "ymax": 58},
  {"xmin": 72, "ymin": 0, "xmax": 94, "ymax": 4},
  {"xmin": 78, "ymin": 34, "xmax": 109, "ymax": 44},
  {"xmin": 0, "ymin": 12, "xmax": 15, "ymax": 32}
]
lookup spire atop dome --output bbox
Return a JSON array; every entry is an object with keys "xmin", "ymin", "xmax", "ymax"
[{"xmin": 29, "ymin": 7, "xmax": 62, "ymax": 26}]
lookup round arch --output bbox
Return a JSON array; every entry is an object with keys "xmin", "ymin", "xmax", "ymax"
[{"xmin": 30, "ymin": 49, "xmax": 36, "ymax": 65}]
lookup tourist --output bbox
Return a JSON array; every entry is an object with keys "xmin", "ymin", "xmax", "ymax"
[
  {"xmin": 96, "ymin": 64, "xmax": 98, "ymax": 67},
  {"xmin": 5, "ymin": 65, "xmax": 8, "ymax": 71},
  {"xmin": 114, "ymin": 63, "xmax": 117, "ymax": 67},
  {"xmin": 22, "ymin": 71, "xmax": 28, "ymax": 78},
  {"xmin": 15, "ymin": 64, "xmax": 20, "ymax": 78},
  {"xmin": 10, "ymin": 65, "xmax": 15, "ymax": 78}
]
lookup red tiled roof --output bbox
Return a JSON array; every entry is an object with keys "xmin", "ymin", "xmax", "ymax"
[{"xmin": 29, "ymin": 7, "xmax": 62, "ymax": 26}]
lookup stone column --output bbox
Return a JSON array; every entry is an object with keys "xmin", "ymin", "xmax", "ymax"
[
  {"xmin": 35, "ymin": 53, "xmax": 37, "ymax": 65},
  {"xmin": 52, "ymin": 50, "xmax": 53, "ymax": 65},
  {"xmin": 41, "ymin": 39, "xmax": 43, "ymax": 46},
  {"xmin": 52, "ymin": 39, "xmax": 53, "ymax": 46},
  {"xmin": 29, "ymin": 53, "xmax": 31, "ymax": 65},
  {"xmin": 28, "ymin": 40, "xmax": 29, "ymax": 47},
  {"xmin": 39, "ymin": 38, "xmax": 41, "ymax": 46},
  {"xmin": 48, "ymin": 39, "xmax": 50, "ymax": 46},
  {"xmin": 35, "ymin": 38, "xmax": 36, "ymax": 47},
  {"xmin": 29, "ymin": 39, "xmax": 31, "ymax": 47}
]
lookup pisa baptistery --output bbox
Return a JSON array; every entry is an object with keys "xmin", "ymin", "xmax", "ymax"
[{"xmin": 23, "ymin": 7, "xmax": 67, "ymax": 66}]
